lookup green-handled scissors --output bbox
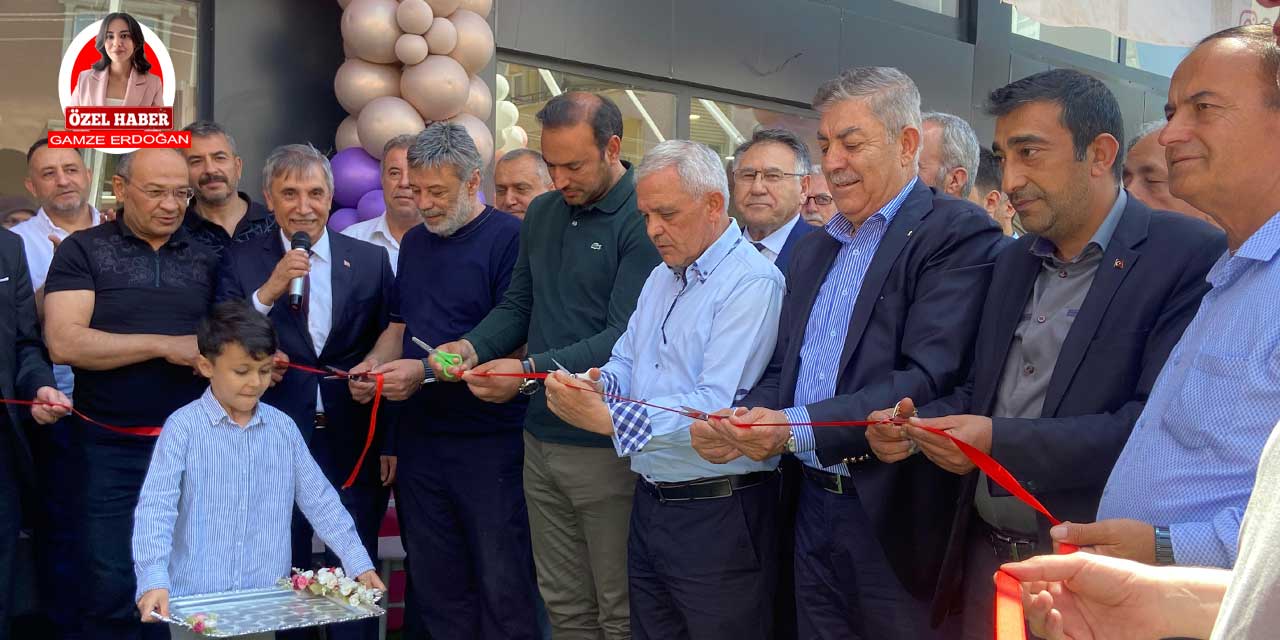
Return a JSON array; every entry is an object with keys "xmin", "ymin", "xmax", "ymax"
[{"xmin": 411, "ymin": 337, "xmax": 463, "ymax": 381}]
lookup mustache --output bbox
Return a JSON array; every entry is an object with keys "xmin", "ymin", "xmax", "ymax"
[
  {"xmin": 198, "ymin": 174, "xmax": 227, "ymax": 187},
  {"xmin": 828, "ymin": 171, "xmax": 860, "ymax": 187}
]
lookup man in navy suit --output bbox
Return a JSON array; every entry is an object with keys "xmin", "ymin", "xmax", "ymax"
[
  {"xmin": 692, "ymin": 67, "xmax": 1006, "ymax": 638},
  {"xmin": 866, "ymin": 69, "xmax": 1225, "ymax": 639},
  {"xmin": 216, "ymin": 144, "xmax": 395, "ymax": 640},
  {"xmin": 730, "ymin": 128, "xmax": 815, "ymax": 276}
]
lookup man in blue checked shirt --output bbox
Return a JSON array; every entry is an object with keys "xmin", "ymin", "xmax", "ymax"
[
  {"xmin": 691, "ymin": 67, "xmax": 1006, "ymax": 639},
  {"xmin": 133, "ymin": 301, "xmax": 382, "ymax": 634},
  {"xmin": 1051, "ymin": 25, "xmax": 1280, "ymax": 570},
  {"xmin": 544, "ymin": 139, "xmax": 784, "ymax": 640}
]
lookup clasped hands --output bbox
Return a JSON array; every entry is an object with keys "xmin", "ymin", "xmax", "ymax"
[
  {"xmin": 865, "ymin": 397, "xmax": 992, "ymax": 474},
  {"xmin": 689, "ymin": 407, "xmax": 793, "ymax": 464}
]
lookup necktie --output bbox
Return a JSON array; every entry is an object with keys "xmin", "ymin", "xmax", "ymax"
[
  {"xmin": 301, "ymin": 274, "xmax": 311, "ymax": 320},
  {"xmin": 753, "ymin": 242, "xmax": 766, "ymax": 253}
]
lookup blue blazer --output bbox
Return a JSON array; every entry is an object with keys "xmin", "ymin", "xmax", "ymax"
[
  {"xmin": 215, "ymin": 231, "xmax": 395, "ymax": 485},
  {"xmin": 741, "ymin": 181, "xmax": 1007, "ymax": 600},
  {"xmin": 773, "ymin": 215, "xmax": 815, "ymax": 276},
  {"xmin": 0, "ymin": 229, "xmax": 54, "ymax": 490},
  {"xmin": 926, "ymin": 195, "xmax": 1224, "ymax": 622}
]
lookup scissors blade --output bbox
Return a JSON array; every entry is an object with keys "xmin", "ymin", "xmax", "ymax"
[
  {"xmin": 410, "ymin": 336, "xmax": 433, "ymax": 354},
  {"xmin": 550, "ymin": 357, "xmax": 571, "ymax": 373},
  {"xmin": 680, "ymin": 406, "xmax": 711, "ymax": 421}
]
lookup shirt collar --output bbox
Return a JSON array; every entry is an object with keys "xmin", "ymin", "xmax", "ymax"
[
  {"xmin": 824, "ymin": 176, "xmax": 917, "ymax": 244},
  {"xmin": 371, "ymin": 214, "xmax": 398, "ymax": 248},
  {"xmin": 196, "ymin": 386, "xmax": 264, "ymax": 430},
  {"xmin": 34, "ymin": 205, "xmax": 101, "ymax": 233},
  {"xmin": 580, "ymin": 161, "xmax": 635, "ymax": 215},
  {"xmin": 1029, "ymin": 189, "xmax": 1127, "ymax": 260},
  {"xmin": 743, "ymin": 213, "xmax": 800, "ymax": 256},
  {"xmin": 186, "ymin": 192, "xmax": 271, "ymax": 229},
  {"xmin": 674, "ymin": 219, "xmax": 743, "ymax": 284},
  {"xmin": 280, "ymin": 229, "xmax": 330, "ymax": 262},
  {"xmin": 1232, "ymin": 210, "xmax": 1280, "ymax": 263}
]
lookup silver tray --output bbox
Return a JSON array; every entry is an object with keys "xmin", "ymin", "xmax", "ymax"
[{"xmin": 164, "ymin": 587, "xmax": 384, "ymax": 636}]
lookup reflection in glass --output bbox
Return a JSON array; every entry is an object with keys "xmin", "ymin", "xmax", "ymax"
[{"xmin": 1012, "ymin": 6, "xmax": 1118, "ymax": 62}]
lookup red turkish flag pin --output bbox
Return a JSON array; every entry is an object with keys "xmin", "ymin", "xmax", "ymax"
[{"xmin": 1114, "ymin": 258, "xmax": 1125, "ymax": 269}]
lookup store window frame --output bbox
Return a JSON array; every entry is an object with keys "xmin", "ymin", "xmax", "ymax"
[{"xmin": 1004, "ymin": 4, "xmax": 1176, "ymax": 88}]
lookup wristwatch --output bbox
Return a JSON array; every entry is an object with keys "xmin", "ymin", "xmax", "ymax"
[
  {"xmin": 1154, "ymin": 526, "xmax": 1175, "ymax": 565},
  {"xmin": 420, "ymin": 358, "xmax": 433, "ymax": 384},
  {"xmin": 785, "ymin": 433, "xmax": 798, "ymax": 454},
  {"xmin": 518, "ymin": 358, "xmax": 540, "ymax": 396}
]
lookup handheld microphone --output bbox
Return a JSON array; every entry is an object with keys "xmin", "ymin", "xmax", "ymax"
[{"xmin": 287, "ymin": 231, "xmax": 312, "ymax": 311}]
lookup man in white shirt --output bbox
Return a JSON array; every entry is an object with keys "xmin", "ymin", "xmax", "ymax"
[
  {"xmin": 729, "ymin": 129, "xmax": 814, "ymax": 274},
  {"xmin": 341, "ymin": 135, "xmax": 420, "ymax": 273}
]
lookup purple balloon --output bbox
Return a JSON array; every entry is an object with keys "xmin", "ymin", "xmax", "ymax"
[
  {"xmin": 331, "ymin": 148, "xmax": 381, "ymax": 209},
  {"xmin": 328, "ymin": 207, "xmax": 359, "ymax": 232},
  {"xmin": 356, "ymin": 189, "xmax": 386, "ymax": 222}
]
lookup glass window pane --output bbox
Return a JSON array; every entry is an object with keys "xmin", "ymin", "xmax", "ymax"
[
  {"xmin": 0, "ymin": 1, "xmax": 200, "ymax": 210},
  {"xmin": 690, "ymin": 99, "xmax": 820, "ymax": 169},
  {"xmin": 1012, "ymin": 6, "xmax": 1118, "ymax": 62},
  {"xmin": 496, "ymin": 61, "xmax": 675, "ymax": 167},
  {"xmin": 1125, "ymin": 41, "xmax": 1191, "ymax": 78},
  {"xmin": 893, "ymin": 0, "xmax": 960, "ymax": 18}
]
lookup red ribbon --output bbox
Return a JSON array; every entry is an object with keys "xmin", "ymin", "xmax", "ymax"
[
  {"xmin": 0, "ymin": 398, "xmax": 162, "ymax": 437},
  {"xmin": 474, "ymin": 370, "xmax": 1075, "ymax": 638}
]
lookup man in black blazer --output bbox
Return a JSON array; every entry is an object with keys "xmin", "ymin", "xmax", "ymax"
[
  {"xmin": 215, "ymin": 144, "xmax": 395, "ymax": 640},
  {"xmin": 868, "ymin": 69, "xmax": 1225, "ymax": 639},
  {"xmin": 692, "ymin": 67, "xmax": 1006, "ymax": 639},
  {"xmin": 0, "ymin": 229, "xmax": 69, "ymax": 640}
]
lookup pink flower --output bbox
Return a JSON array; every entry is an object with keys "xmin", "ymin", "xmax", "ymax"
[
  {"xmin": 192, "ymin": 620, "xmax": 205, "ymax": 633},
  {"xmin": 290, "ymin": 574, "xmax": 310, "ymax": 591}
]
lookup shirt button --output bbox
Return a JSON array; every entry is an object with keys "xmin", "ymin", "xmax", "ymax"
[
  {"xmin": 851, "ymin": 249, "xmax": 860, "ymax": 256},
  {"xmin": 571, "ymin": 220, "xmax": 579, "ymax": 227},
  {"xmin": 1037, "ymin": 315, "xmax": 1046, "ymax": 323},
  {"xmin": 841, "ymin": 289, "xmax": 850, "ymax": 296},
  {"xmin": 1059, "ymin": 270, "xmax": 1068, "ymax": 278},
  {"xmin": 829, "ymin": 330, "xmax": 838, "ymax": 338},
  {"xmin": 818, "ymin": 374, "xmax": 826, "ymax": 381},
  {"xmin": 653, "ymin": 363, "xmax": 659, "ymax": 369},
  {"xmin": 1023, "ymin": 364, "xmax": 1035, "ymax": 375}
]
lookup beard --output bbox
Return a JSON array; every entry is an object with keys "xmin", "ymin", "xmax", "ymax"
[{"xmin": 421, "ymin": 190, "xmax": 475, "ymax": 238}]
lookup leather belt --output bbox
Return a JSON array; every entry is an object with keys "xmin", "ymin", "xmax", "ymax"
[
  {"xmin": 982, "ymin": 521, "xmax": 1039, "ymax": 562},
  {"xmin": 801, "ymin": 464, "xmax": 854, "ymax": 495},
  {"xmin": 314, "ymin": 412, "xmax": 327, "ymax": 429},
  {"xmin": 640, "ymin": 470, "xmax": 775, "ymax": 502}
]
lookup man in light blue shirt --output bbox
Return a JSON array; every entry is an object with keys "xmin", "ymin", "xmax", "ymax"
[
  {"xmin": 1053, "ymin": 25, "xmax": 1280, "ymax": 569},
  {"xmin": 545, "ymin": 139, "xmax": 784, "ymax": 640}
]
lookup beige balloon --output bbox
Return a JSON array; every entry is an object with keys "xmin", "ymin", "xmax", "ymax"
[
  {"xmin": 401, "ymin": 55, "xmax": 470, "ymax": 121},
  {"xmin": 343, "ymin": 38, "xmax": 355, "ymax": 59},
  {"xmin": 424, "ymin": 17, "xmax": 457, "ymax": 56},
  {"xmin": 457, "ymin": 0, "xmax": 492, "ymax": 18},
  {"xmin": 507, "ymin": 124, "xmax": 528, "ymax": 148},
  {"xmin": 357, "ymin": 96, "xmax": 426, "ymax": 159},
  {"xmin": 395, "ymin": 0, "xmax": 433, "ymax": 34},
  {"xmin": 395, "ymin": 34, "xmax": 430, "ymax": 65},
  {"xmin": 447, "ymin": 10, "xmax": 494, "ymax": 75},
  {"xmin": 495, "ymin": 100, "xmax": 518, "ymax": 131},
  {"xmin": 334, "ymin": 58, "xmax": 402, "ymax": 115},
  {"xmin": 340, "ymin": 0, "xmax": 401, "ymax": 64},
  {"xmin": 426, "ymin": 0, "xmax": 462, "ymax": 17},
  {"xmin": 463, "ymin": 75, "xmax": 493, "ymax": 121},
  {"xmin": 336, "ymin": 115, "xmax": 361, "ymax": 151},
  {"xmin": 448, "ymin": 112, "xmax": 495, "ymax": 169},
  {"xmin": 495, "ymin": 73, "xmax": 509, "ymax": 102}
]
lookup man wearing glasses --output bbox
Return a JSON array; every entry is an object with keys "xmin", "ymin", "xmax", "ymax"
[
  {"xmin": 801, "ymin": 173, "xmax": 838, "ymax": 227},
  {"xmin": 730, "ymin": 129, "xmax": 815, "ymax": 275},
  {"xmin": 43, "ymin": 148, "xmax": 217, "ymax": 640}
]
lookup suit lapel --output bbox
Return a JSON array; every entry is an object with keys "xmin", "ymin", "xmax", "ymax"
[
  {"xmin": 836, "ymin": 184, "xmax": 930, "ymax": 377},
  {"xmin": 976, "ymin": 248, "xmax": 1040, "ymax": 412},
  {"xmin": 324, "ymin": 234, "xmax": 352, "ymax": 360},
  {"xmin": 1041, "ymin": 198, "xmax": 1147, "ymax": 416}
]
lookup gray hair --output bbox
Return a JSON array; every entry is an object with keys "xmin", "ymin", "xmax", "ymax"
[
  {"xmin": 406, "ymin": 122, "xmax": 483, "ymax": 181},
  {"xmin": 731, "ymin": 128, "xmax": 813, "ymax": 176},
  {"xmin": 922, "ymin": 111, "xmax": 980, "ymax": 197},
  {"xmin": 381, "ymin": 133, "xmax": 418, "ymax": 170},
  {"xmin": 181, "ymin": 120, "xmax": 239, "ymax": 155},
  {"xmin": 813, "ymin": 66, "xmax": 923, "ymax": 163},
  {"xmin": 496, "ymin": 148, "xmax": 551, "ymax": 184},
  {"xmin": 636, "ymin": 139, "xmax": 730, "ymax": 211},
  {"xmin": 261, "ymin": 143, "xmax": 333, "ymax": 194},
  {"xmin": 1126, "ymin": 120, "xmax": 1166, "ymax": 156},
  {"xmin": 114, "ymin": 148, "xmax": 184, "ymax": 180}
]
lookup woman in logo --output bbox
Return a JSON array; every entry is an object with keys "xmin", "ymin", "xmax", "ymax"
[{"xmin": 69, "ymin": 12, "xmax": 163, "ymax": 107}]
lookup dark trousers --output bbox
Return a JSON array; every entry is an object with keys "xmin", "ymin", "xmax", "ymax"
[
  {"xmin": 285, "ymin": 424, "xmax": 390, "ymax": 640},
  {"xmin": 794, "ymin": 475, "xmax": 937, "ymax": 640},
  {"xmin": 397, "ymin": 430, "xmax": 537, "ymax": 640},
  {"xmin": 773, "ymin": 455, "xmax": 802, "ymax": 640},
  {"xmin": 628, "ymin": 472, "xmax": 780, "ymax": 640},
  {"xmin": 33, "ymin": 417, "xmax": 84, "ymax": 640},
  {"xmin": 78, "ymin": 427, "xmax": 167, "ymax": 640},
  {"xmin": 0, "ymin": 425, "xmax": 19, "ymax": 640}
]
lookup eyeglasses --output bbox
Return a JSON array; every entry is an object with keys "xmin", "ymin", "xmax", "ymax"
[
  {"xmin": 733, "ymin": 169, "xmax": 805, "ymax": 185},
  {"xmin": 122, "ymin": 178, "xmax": 194, "ymax": 205},
  {"xmin": 805, "ymin": 194, "xmax": 834, "ymax": 206}
]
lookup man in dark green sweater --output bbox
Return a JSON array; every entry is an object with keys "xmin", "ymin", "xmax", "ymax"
[{"xmin": 429, "ymin": 92, "xmax": 660, "ymax": 640}]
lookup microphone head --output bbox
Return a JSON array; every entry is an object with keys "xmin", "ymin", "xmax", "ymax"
[{"xmin": 290, "ymin": 231, "xmax": 311, "ymax": 252}]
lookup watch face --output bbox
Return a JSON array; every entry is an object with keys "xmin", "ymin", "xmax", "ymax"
[{"xmin": 519, "ymin": 380, "xmax": 541, "ymax": 396}]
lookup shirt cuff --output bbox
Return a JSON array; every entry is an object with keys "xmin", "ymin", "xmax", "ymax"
[
  {"xmin": 1169, "ymin": 521, "xmax": 1233, "ymax": 567},
  {"xmin": 607, "ymin": 399, "xmax": 652, "ymax": 456},
  {"xmin": 782, "ymin": 406, "xmax": 816, "ymax": 453},
  {"xmin": 251, "ymin": 287, "xmax": 272, "ymax": 315},
  {"xmin": 341, "ymin": 554, "xmax": 375, "ymax": 581},
  {"xmin": 135, "ymin": 565, "xmax": 171, "ymax": 601}
]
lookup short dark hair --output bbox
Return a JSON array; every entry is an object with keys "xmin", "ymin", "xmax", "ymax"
[
  {"xmin": 985, "ymin": 69, "xmax": 1125, "ymax": 182},
  {"xmin": 182, "ymin": 120, "xmax": 239, "ymax": 155},
  {"xmin": 732, "ymin": 128, "xmax": 813, "ymax": 175},
  {"xmin": 92, "ymin": 13, "xmax": 152, "ymax": 75},
  {"xmin": 26, "ymin": 138, "xmax": 50, "ymax": 163},
  {"xmin": 197, "ymin": 301, "xmax": 278, "ymax": 361},
  {"xmin": 974, "ymin": 147, "xmax": 1003, "ymax": 194},
  {"xmin": 1198, "ymin": 24, "xmax": 1280, "ymax": 110},
  {"xmin": 535, "ymin": 92, "xmax": 624, "ymax": 153}
]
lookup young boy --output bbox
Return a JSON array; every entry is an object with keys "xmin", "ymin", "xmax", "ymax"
[{"xmin": 132, "ymin": 301, "xmax": 384, "ymax": 637}]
